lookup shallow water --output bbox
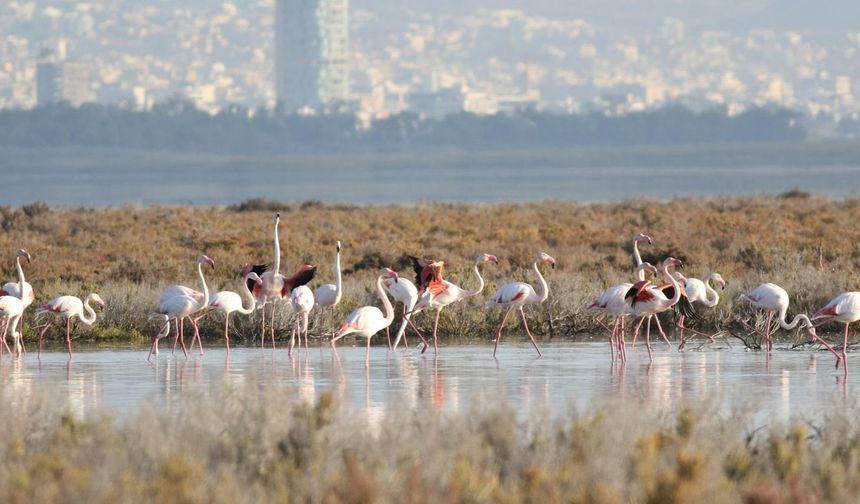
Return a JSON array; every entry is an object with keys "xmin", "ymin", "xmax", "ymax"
[{"xmin": 0, "ymin": 341, "xmax": 854, "ymax": 421}]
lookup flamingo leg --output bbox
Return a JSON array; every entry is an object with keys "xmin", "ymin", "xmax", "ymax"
[
  {"xmin": 432, "ymin": 309, "xmax": 441, "ymax": 354},
  {"xmin": 493, "ymin": 307, "xmax": 514, "ymax": 357},
  {"xmin": 631, "ymin": 317, "xmax": 645, "ymax": 346},
  {"xmin": 65, "ymin": 317, "xmax": 73, "ymax": 359},
  {"xmin": 192, "ymin": 317, "xmax": 203, "ymax": 355},
  {"xmin": 807, "ymin": 328, "xmax": 842, "ymax": 368},
  {"xmin": 519, "ymin": 307, "xmax": 542, "ymax": 357},
  {"xmin": 172, "ymin": 317, "xmax": 181, "ymax": 354},
  {"xmin": 405, "ymin": 314, "xmax": 429, "ymax": 353},
  {"xmin": 270, "ymin": 304, "xmax": 277, "ymax": 350},
  {"xmin": 148, "ymin": 320, "xmax": 169, "ymax": 362},
  {"xmin": 0, "ymin": 319, "xmax": 11, "ymax": 356},
  {"xmin": 224, "ymin": 314, "xmax": 231, "ymax": 353},
  {"xmin": 739, "ymin": 317, "xmax": 769, "ymax": 345},
  {"xmin": 618, "ymin": 317, "xmax": 627, "ymax": 361},
  {"xmin": 386, "ymin": 326, "xmax": 391, "ymax": 351},
  {"xmin": 843, "ymin": 322, "xmax": 850, "ymax": 374},
  {"xmin": 676, "ymin": 314, "xmax": 686, "ymax": 345},
  {"xmin": 653, "ymin": 316, "xmax": 670, "ymax": 346},
  {"xmin": 179, "ymin": 318, "xmax": 188, "ymax": 358},
  {"xmin": 765, "ymin": 311, "xmax": 773, "ymax": 352},
  {"xmin": 38, "ymin": 319, "xmax": 55, "ymax": 358},
  {"xmin": 289, "ymin": 319, "xmax": 296, "ymax": 357},
  {"xmin": 366, "ymin": 333, "xmax": 371, "ymax": 363},
  {"xmin": 260, "ymin": 303, "xmax": 267, "ymax": 347},
  {"xmin": 645, "ymin": 316, "xmax": 653, "ymax": 361},
  {"xmin": 17, "ymin": 315, "xmax": 26, "ymax": 354},
  {"xmin": 595, "ymin": 316, "xmax": 614, "ymax": 338},
  {"xmin": 304, "ymin": 312, "xmax": 310, "ymax": 351},
  {"xmin": 609, "ymin": 316, "xmax": 618, "ymax": 361}
]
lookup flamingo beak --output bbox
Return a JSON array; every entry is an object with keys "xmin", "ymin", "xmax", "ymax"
[{"xmin": 488, "ymin": 254, "xmax": 498, "ymax": 264}]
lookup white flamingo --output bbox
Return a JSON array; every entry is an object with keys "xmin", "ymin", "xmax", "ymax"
[
  {"xmin": 590, "ymin": 261, "xmax": 658, "ymax": 361},
  {"xmin": 315, "ymin": 240, "xmax": 342, "ymax": 308},
  {"xmin": 384, "ymin": 276, "xmax": 430, "ymax": 351},
  {"xmin": 674, "ymin": 271, "xmax": 727, "ymax": 343},
  {"xmin": 149, "ymin": 255, "xmax": 214, "ymax": 360},
  {"xmin": 813, "ymin": 292, "xmax": 860, "ymax": 371},
  {"xmin": 485, "ymin": 252, "xmax": 555, "ymax": 357},
  {"xmin": 740, "ymin": 283, "xmax": 830, "ymax": 354},
  {"xmin": 331, "ymin": 268, "xmax": 399, "ymax": 362},
  {"xmin": 289, "ymin": 285, "xmax": 315, "ymax": 355},
  {"xmin": 625, "ymin": 257, "xmax": 683, "ymax": 360},
  {"xmin": 1, "ymin": 247, "xmax": 34, "ymax": 344},
  {"xmin": 35, "ymin": 293, "xmax": 105, "ymax": 358},
  {"xmin": 590, "ymin": 233, "xmax": 651, "ymax": 337},
  {"xmin": 192, "ymin": 267, "xmax": 262, "ymax": 352},
  {"xmin": 0, "ymin": 249, "xmax": 30, "ymax": 357}
]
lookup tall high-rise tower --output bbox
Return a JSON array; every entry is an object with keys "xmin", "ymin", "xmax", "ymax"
[{"xmin": 275, "ymin": 0, "xmax": 349, "ymax": 112}]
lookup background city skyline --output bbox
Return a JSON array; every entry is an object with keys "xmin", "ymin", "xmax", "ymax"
[{"xmin": 0, "ymin": 1, "xmax": 858, "ymax": 125}]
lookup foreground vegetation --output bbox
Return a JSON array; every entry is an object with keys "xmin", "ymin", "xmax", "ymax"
[
  {"xmin": 2, "ymin": 195, "xmax": 859, "ymax": 346},
  {"xmin": 1, "ymin": 386, "xmax": 860, "ymax": 503}
]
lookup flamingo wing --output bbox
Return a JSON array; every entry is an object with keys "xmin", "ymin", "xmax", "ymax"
[
  {"xmin": 488, "ymin": 282, "xmax": 532, "ymax": 306},
  {"xmin": 247, "ymin": 264, "xmax": 268, "ymax": 294},
  {"xmin": 814, "ymin": 292, "xmax": 860, "ymax": 320},
  {"xmin": 282, "ymin": 265, "xmax": 317, "ymax": 297}
]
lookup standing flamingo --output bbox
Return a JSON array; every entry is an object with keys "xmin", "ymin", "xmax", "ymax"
[
  {"xmin": 149, "ymin": 255, "xmax": 214, "ymax": 360},
  {"xmin": 331, "ymin": 268, "xmax": 399, "ymax": 362},
  {"xmin": 591, "ymin": 233, "xmax": 652, "ymax": 336},
  {"xmin": 289, "ymin": 285, "xmax": 315, "ymax": 355},
  {"xmin": 625, "ymin": 257, "xmax": 683, "ymax": 360},
  {"xmin": 384, "ymin": 275, "xmax": 429, "ymax": 351},
  {"xmin": 0, "ymin": 249, "xmax": 30, "ymax": 357},
  {"xmin": 412, "ymin": 253, "xmax": 498, "ymax": 354},
  {"xmin": 314, "ymin": 240, "xmax": 343, "ymax": 315},
  {"xmin": 738, "ymin": 283, "xmax": 828, "ymax": 354},
  {"xmin": 674, "ymin": 272, "xmax": 726, "ymax": 344},
  {"xmin": 253, "ymin": 212, "xmax": 316, "ymax": 348},
  {"xmin": 590, "ymin": 261, "xmax": 658, "ymax": 361},
  {"xmin": 1, "ymin": 248, "xmax": 34, "ymax": 344},
  {"xmin": 35, "ymin": 293, "xmax": 105, "ymax": 358},
  {"xmin": 193, "ymin": 267, "xmax": 262, "ymax": 352},
  {"xmin": 813, "ymin": 292, "xmax": 860, "ymax": 372},
  {"xmin": 485, "ymin": 252, "xmax": 555, "ymax": 357}
]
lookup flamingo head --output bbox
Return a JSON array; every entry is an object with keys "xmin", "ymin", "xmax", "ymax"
[
  {"xmin": 88, "ymin": 293, "xmax": 106, "ymax": 308},
  {"xmin": 380, "ymin": 267, "xmax": 399, "ymax": 283},
  {"xmin": 806, "ymin": 324, "xmax": 818, "ymax": 340},
  {"xmin": 336, "ymin": 240, "xmax": 341, "ymax": 253},
  {"xmin": 16, "ymin": 249, "xmax": 31, "ymax": 263},
  {"xmin": 639, "ymin": 262, "xmax": 658, "ymax": 276},
  {"xmin": 246, "ymin": 272, "xmax": 263, "ymax": 286},
  {"xmin": 711, "ymin": 272, "xmax": 727, "ymax": 290},
  {"xmin": 672, "ymin": 271, "xmax": 688, "ymax": 283},
  {"xmin": 275, "ymin": 211, "xmax": 280, "ymax": 220},
  {"xmin": 197, "ymin": 255, "xmax": 215, "ymax": 269},
  {"xmin": 538, "ymin": 252, "xmax": 556, "ymax": 269},
  {"xmin": 662, "ymin": 257, "xmax": 682, "ymax": 269},
  {"xmin": 241, "ymin": 263, "xmax": 252, "ymax": 276},
  {"xmin": 634, "ymin": 233, "xmax": 653, "ymax": 245},
  {"xmin": 476, "ymin": 253, "xmax": 498, "ymax": 264}
]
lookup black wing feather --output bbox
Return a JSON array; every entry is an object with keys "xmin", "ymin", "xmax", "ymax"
[{"xmin": 246, "ymin": 264, "xmax": 268, "ymax": 293}]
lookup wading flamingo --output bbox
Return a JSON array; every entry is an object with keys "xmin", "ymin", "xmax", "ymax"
[
  {"xmin": 35, "ymin": 293, "xmax": 105, "ymax": 358},
  {"xmin": 485, "ymin": 252, "xmax": 555, "ymax": 358},
  {"xmin": 812, "ymin": 292, "xmax": 860, "ymax": 371},
  {"xmin": 590, "ymin": 233, "xmax": 652, "ymax": 337},
  {"xmin": 331, "ymin": 268, "xmax": 399, "ymax": 362},
  {"xmin": 412, "ymin": 253, "xmax": 498, "ymax": 354},
  {"xmin": 1, "ymin": 248, "xmax": 34, "ymax": 344},
  {"xmin": 674, "ymin": 272, "xmax": 726, "ymax": 344},
  {"xmin": 289, "ymin": 285, "xmax": 314, "ymax": 355},
  {"xmin": 625, "ymin": 257, "xmax": 683, "ymax": 361},
  {"xmin": 314, "ymin": 241, "xmax": 343, "ymax": 330},
  {"xmin": 738, "ymin": 283, "xmax": 827, "ymax": 354},
  {"xmin": 590, "ymin": 262, "xmax": 658, "ymax": 362},
  {"xmin": 149, "ymin": 255, "xmax": 214, "ymax": 360},
  {"xmin": 384, "ymin": 275, "xmax": 429, "ymax": 351},
  {"xmin": 0, "ymin": 249, "xmax": 30, "ymax": 356},
  {"xmin": 192, "ymin": 267, "xmax": 262, "ymax": 352}
]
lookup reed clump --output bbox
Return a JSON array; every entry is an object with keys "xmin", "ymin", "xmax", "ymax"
[{"xmin": 2, "ymin": 196, "xmax": 859, "ymax": 344}]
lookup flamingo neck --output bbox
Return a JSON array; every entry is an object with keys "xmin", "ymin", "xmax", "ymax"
[
  {"xmin": 530, "ymin": 261, "xmax": 550, "ymax": 304},
  {"xmin": 633, "ymin": 240, "xmax": 646, "ymax": 281},
  {"xmin": 15, "ymin": 256, "xmax": 25, "ymax": 300},
  {"xmin": 272, "ymin": 218, "xmax": 281, "ymax": 274},
  {"xmin": 238, "ymin": 275, "xmax": 257, "ymax": 315},
  {"xmin": 376, "ymin": 275, "xmax": 395, "ymax": 324},
  {"xmin": 464, "ymin": 261, "xmax": 486, "ymax": 298},
  {"xmin": 661, "ymin": 264, "xmax": 681, "ymax": 305},
  {"xmin": 197, "ymin": 261, "xmax": 210, "ymax": 309},
  {"xmin": 777, "ymin": 306, "xmax": 810, "ymax": 330},
  {"xmin": 702, "ymin": 274, "xmax": 721, "ymax": 307},
  {"xmin": 80, "ymin": 297, "xmax": 98, "ymax": 325},
  {"xmin": 333, "ymin": 248, "xmax": 342, "ymax": 304}
]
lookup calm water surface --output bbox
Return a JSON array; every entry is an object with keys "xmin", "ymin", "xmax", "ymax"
[{"xmin": 0, "ymin": 341, "xmax": 854, "ymax": 421}]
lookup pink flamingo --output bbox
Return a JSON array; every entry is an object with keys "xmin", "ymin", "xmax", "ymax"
[
  {"xmin": 590, "ymin": 233, "xmax": 651, "ymax": 337},
  {"xmin": 331, "ymin": 268, "xmax": 399, "ymax": 362},
  {"xmin": 590, "ymin": 261, "xmax": 658, "ymax": 361},
  {"xmin": 485, "ymin": 252, "xmax": 555, "ymax": 358},
  {"xmin": 1, "ymin": 248, "xmax": 34, "ymax": 346},
  {"xmin": 412, "ymin": 253, "xmax": 498, "ymax": 354},
  {"xmin": 150, "ymin": 255, "xmax": 214, "ymax": 360},
  {"xmin": 35, "ymin": 293, "xmax": 105, "ymax": 358},
  {"xmin": 253, "ymin": 212, "xmax": 316, "ymax": 348},
  {"xmin": 0, "ymin": 249, "xmax": 30, "ymax": 357},
  {"xmin": 739, "ymin": 283, "xmax": 835, "ymax": 355},
  {"xmin": 625, "ymin": 257, "xmax": 683, "ymax": 361},
  {"xmin": 289, "ymin": 285, "xmax": 314, "ymax": 355},
  {"xmin": 674, "ymin": 272, "xmax": 726, "ymax": 344},
  {"xmin": 383, "ymin": 275, "xmax": 429, "ymax": 351},
  {"xmin": 811, "ymin": 291, "xmax": 860, "ymax": 371},
  {"xmin": 314, "ymin": 241, "xmax": 342, "ymax": 327},
  {"xmin": 192, "ymin": 266, "xmax": 262, "ymax": 353}
]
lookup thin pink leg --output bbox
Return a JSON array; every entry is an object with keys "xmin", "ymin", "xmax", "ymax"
[
  {"xmin": 38, "ymin": 320, "xmax": 54, "ymax": 357},
  {"xmin": 260, "ymin": 304, "xmax": 266, "ymax": 347},
  {"xmin": 406, "ymin": 315, "xmax": 429, "ymax": 352},
  {"xmin": 493, "ymin": 308, "xmax": 514, "ymax": 357},
  {"xmin": 65, "ymin": 317, "xmax": 73, "ymax": 359},
  {"xmin": 519, "ymin": 307, "xmax": 542, "ymax": 357},
  {"xmin": 432, "ymin": 310, "xmax": 441, "ymax": 354},
  {"xmin": 609, "ymin": 317, "xmax": 618, "ymax": 361},
  {"xmin": 270, "ymin": 304, "xmax": 277, "ymax": 349},
  {"xmin": 631, "ymin": 317, "xmax": 645, "ymax": 346},
  {"xmin": 0, "ymin": 319, "xmax": 11, "ymax": 356},
  {"xmin": 366, "ymin": 334, "xmax": 371, "ymax": 363},
  {"xmin": 653, "ymin": 316, "xmax": 670, "ymax": 346},
  {"xmin": 224, "ymin": 315, "xmax": 231, "ymax": 353},
  {"xmin": 179, "ymin": 319, "xmax": 188, "ymax": 358},
  {"xmin": 645, "ymin": 316, "xmax": 653, "ymax": 361},
  {"xmin": 765, "ymin": 312, "xmax": 773, "ymax": 353},
  {"xmin": 843, "ymin": 322, "xmax": 850, "ymax": 375},
  {"xmin": 192, "ymin": 318, "xmax": 203, "ymax": 355},
  {"xmin": 618, "ymin": 317, "xmax": 627, "ymax": 361},
  {"xmin": 386, "ymin": 326, "xmax": 392, "ymax": 350},
  {"xmin": 172, "ymin": 317, "xmax": 181, "ymax": 354}
]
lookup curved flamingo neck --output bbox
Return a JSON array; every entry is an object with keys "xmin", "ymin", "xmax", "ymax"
[
  {"xmin": 333, "ymin": 247, "xmax": 342, "ymax": 304},
  {"xmin": 464, "ymin": 261, "xmax": 486, "ymax": 298},
  {"xmin": 376, "ymin": 275, "xmax": 395, "ymax": 324},
  {"xmin": 661, "ymin": 264, "xmax": 681, "ymax": 306},
  {"xmin": 14, "ymin": 256, "xmax": 26, "ymax": 300},
  {"xmin": 80, "ymin": 296, "xmax": 98, "ymax": 325},
  {"xmin": 777, "ymin": 305, "xmax": 810, "ymax": 330},
  {"xmin": 272, "ymin": 218, "xmax": 281, "ymax": 274},
  {"xmin": 238, "ymin": 275, "xmax": 257, "ymax": 315},
  {"xmin": 702, "ymin": 275, "xmax": 721, "ymax": 307},
  {"xmin": 197, "ymin": 261, "xmax": 210, "ymax": 309},
  {"xmin": 530, "ymin": 261, "xmax": 550, "ymax": 304}
]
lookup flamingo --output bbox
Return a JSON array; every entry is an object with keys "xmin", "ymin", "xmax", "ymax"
[
  {"xmin": 192, "ymin": 266, "xmax": 262, "ymax": 352},
  {"xmin": 1, "ymin": 248, "xmax": 34, "ymax": 344},
  {"xmin": 149, "ymin": 255, "xmax": 214, "ymax": 360},
  {"xmin": 253, "ymin": 212, "xmax": 317, "ymax": 348},
  {"xmin": 383, "ymin": 275, "xmax": 430, "ymax": 351},
  {"xmin": 625, "ymin": 257, "xmax": 683, "ymax": 360},
  {"xmin": 289, "ymin": 285, "xmax": 314, "ymax": 355},
  {"xmin": 330, "ymin": 268, "xmax": 399, "ymax": 362},
  {"xmin": 314, "ymin": 240, "xmax": 342, "ymax": 310},
  {"xmin": 674, "ymin": 272, "xmax": 726, "ymax": 344},
  {"xmin": 738, "ymin": 283, "xmax": 821, "ymax": 353},
  {"xmin": 813, "ymin": 292, "xmax": 860, "ymax": 371},
  {"xmin": 0, "ymin": 249, "xmax": 30, "ymax": 357},
  {"xmin": 485, "ymin": 252, "xmax": 555, "ymax": 357},
  {"xmin": 35, "ymin": 293, "xmax": 105, "ymax": 358},
  {"xmin": 412, "ymin": 253, "xmax": 498, "ymax": 354},
  {"xmin": 590, "ymin": 261, "xmax": 658, "ymax": 361},
  {"xmin": 591, "ymin": 233, "xmax": 652, "ymax": 337}
]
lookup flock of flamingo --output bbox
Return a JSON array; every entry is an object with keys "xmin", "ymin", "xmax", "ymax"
[{"xmin": 0, "ymin": 212, "xmax": 859, "ymax": 373}]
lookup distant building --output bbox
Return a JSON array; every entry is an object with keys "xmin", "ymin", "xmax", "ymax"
[
  {"xmin": 408, "ymin": 88, "xmax": 464, "ymax": 118},
  {"xmin": 275, "ymin": 0, "xmax": 349, "ymax": 112},
  {"xmin": 36, "ymin": 61, "xmax": 60, "ymax": 106},
  {"xmin": 36, "ymin": 47, "xmax": 93, "ymax": 107}
]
